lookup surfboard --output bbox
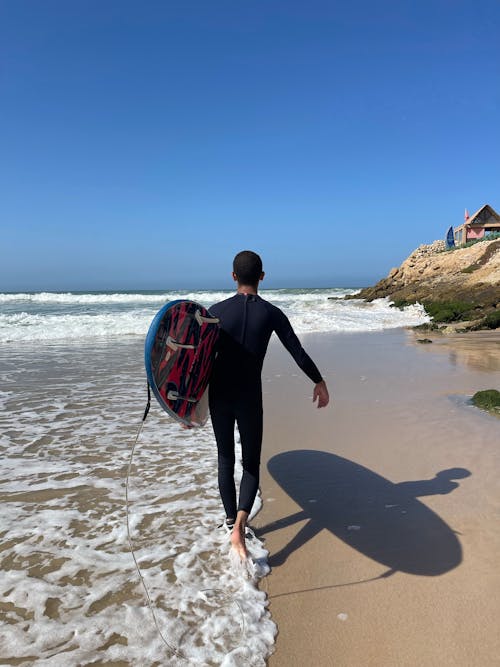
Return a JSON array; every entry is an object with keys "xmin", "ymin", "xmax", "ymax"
[{"xmin": 144, "ymin": 300, "xmax": 219, "ymax": 427}]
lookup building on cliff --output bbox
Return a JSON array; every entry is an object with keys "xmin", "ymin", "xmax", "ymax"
[{"xmin": 453, "ymin": 204, "xmax": 500, "ymax": 245}]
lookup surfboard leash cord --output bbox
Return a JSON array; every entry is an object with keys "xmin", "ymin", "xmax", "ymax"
[
  {"xmin": 125, "ymin": 382, "xmax": 248, "ymax": 665},
  {"xmin": 125, "ymin": 382, "xmax": 190, "ymax": 663}
]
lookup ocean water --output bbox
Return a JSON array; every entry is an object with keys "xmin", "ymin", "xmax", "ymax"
[
  {"xmin": 0, "ymin": 288, "xmax": 429, "ymax": 343},
  {"xmin": 0, "ymin": 289, "xmax": 429, "ymax": 666}
]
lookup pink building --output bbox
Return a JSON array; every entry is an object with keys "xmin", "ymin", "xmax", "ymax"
[{"xmin": 453, "ymin": 204, "xmax": 500, "ymax": 245}]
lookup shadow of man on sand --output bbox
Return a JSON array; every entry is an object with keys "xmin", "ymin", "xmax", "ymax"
[{"xmin": 258, "ymin": 450, "xmax": 470, "ymax": 576}]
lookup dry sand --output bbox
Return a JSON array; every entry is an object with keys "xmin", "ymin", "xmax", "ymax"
[{"xmin": 256, "ymin": 329, "xmax": 500, "ymax": 667}]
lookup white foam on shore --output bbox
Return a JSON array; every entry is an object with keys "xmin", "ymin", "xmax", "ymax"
[
  {"xmin": 0, "ymin": 343, "xmax": 276, "ymax": 666},
  {"xmin": 0, "ymin": 289, "xmax": 429, "ymax": 343},
  {"xmin": 0, "ymin": 389, "xmax": 13, "ymax": 409},
  {"xmin": 0, "ymin": 310, "xmax": 151, "ymax": 342},
  {"xmin": 286, "ymin": 297, "xmax": 429, "ymax": 333},
  {"xmin": 0, "ymin": 290, "xmax": 232, "ymax": 305}
]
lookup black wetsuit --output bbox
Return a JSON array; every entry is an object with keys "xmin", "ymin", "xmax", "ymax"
[{"xmin": 208, "ymin": 293, "xmax": 322, "ymax": 520}]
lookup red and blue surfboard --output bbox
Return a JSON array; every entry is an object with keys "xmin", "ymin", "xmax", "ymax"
[{"xmin": 144, "ymin": 300, "xmax": 219, "ymax": 427}]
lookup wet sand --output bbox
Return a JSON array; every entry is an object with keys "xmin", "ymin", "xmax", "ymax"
[
  {"xmin": 256, "ymin": 329, "xmax": 500, "ymax": 667},
  {"xmin": 1, "ymin": 329, "xmax": 498, "ymax": 665}
]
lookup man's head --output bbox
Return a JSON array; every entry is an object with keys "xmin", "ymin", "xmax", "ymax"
[{"xmin": 232, "ymin": 250, "xmax": 264, "ymax": 287}]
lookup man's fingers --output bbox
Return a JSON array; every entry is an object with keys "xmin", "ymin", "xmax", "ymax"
[{"xmin": 313, "ymin": 382, "xmax": 330, "ymax": 408}]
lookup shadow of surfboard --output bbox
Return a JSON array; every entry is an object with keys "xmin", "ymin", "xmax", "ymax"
[{"xmin": 260, "ymin": 450, "xmax": 470, "ymax": 576}]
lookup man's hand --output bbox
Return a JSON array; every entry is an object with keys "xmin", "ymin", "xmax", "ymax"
[{"xmin": 313, "ymin": 380, "xmax": 329, "ymax": 408}]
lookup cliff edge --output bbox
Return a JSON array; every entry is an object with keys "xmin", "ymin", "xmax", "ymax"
[{"xmin": 354, "ymin": 238, "xmax": 500, "ymax": 331}]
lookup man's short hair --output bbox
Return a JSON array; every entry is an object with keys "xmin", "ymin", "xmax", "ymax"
[{"xmin": 233, "ymin": 250, "xmax": 263, "ymax": 285}]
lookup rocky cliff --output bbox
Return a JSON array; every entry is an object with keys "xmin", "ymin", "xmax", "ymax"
[{"xmin": 353, "ymin": 238, "xmax": 500, "ymax": 330}]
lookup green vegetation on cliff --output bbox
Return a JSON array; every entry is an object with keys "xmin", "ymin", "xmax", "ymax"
[
  {"xmin": 482, "ymin": 311, "xmax": 500, "ymax": 329},
  {"xmin": 422, "ymin": 300, "xmax": 474, "ymax": 323}
]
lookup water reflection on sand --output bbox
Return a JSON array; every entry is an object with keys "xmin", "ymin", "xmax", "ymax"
[{"xmin": 408, "ymin": 331, "xmax": 500, "ymax": 373}]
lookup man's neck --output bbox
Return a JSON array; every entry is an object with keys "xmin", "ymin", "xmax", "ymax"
[{"xmin": 236, "ymin": 284, "xmax": 258, "ymax": 295}]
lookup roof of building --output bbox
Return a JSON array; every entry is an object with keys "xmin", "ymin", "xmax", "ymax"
[
  {"xmin": 454, "ymin": 204, "xmax": 500, "ymax": 235},
  {"xmin": 465, "ymin": 204, "xmax": 500, "ymax": 226}
]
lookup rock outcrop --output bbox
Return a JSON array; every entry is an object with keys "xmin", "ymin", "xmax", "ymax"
[{"xmin": 353, "ymin": 238, "xmax": 500, "ymax": 330}]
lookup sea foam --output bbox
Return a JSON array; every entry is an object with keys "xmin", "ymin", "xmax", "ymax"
[
  {"xmin": 0, "ymin": 289, "xmax": 429, "ymax": 343},
  {"xmin": 0, "ymin": 343, "xmax": 275, "ymax": 665}
]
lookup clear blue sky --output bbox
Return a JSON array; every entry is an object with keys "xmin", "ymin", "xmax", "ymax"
[{"xmin": 1, "ymin": 0, "xmax": 499, "ymax": 290}]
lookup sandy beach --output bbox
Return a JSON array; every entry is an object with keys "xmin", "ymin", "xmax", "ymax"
[
  {"xmin": 1, "ymin": 324, "xmax": 499, "ymax": 665},
  {"xmin": 256, "ymin": 329, "xmax": 500, "ymax": 667}
]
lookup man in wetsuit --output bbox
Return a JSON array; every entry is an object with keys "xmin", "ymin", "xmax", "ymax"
[{"xmin": 209, "ymin": 251, "xmax": 329, "ymax": 558}]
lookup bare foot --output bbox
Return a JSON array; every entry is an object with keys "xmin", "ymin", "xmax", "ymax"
[{"xmin": 230, "ymin": 523, "xmax": 248, "ymax": 560}]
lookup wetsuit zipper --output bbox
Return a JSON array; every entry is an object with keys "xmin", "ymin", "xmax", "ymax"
[{"xmin": 240, "ymin": 294, "xmax": 249, "ymax": 345}]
